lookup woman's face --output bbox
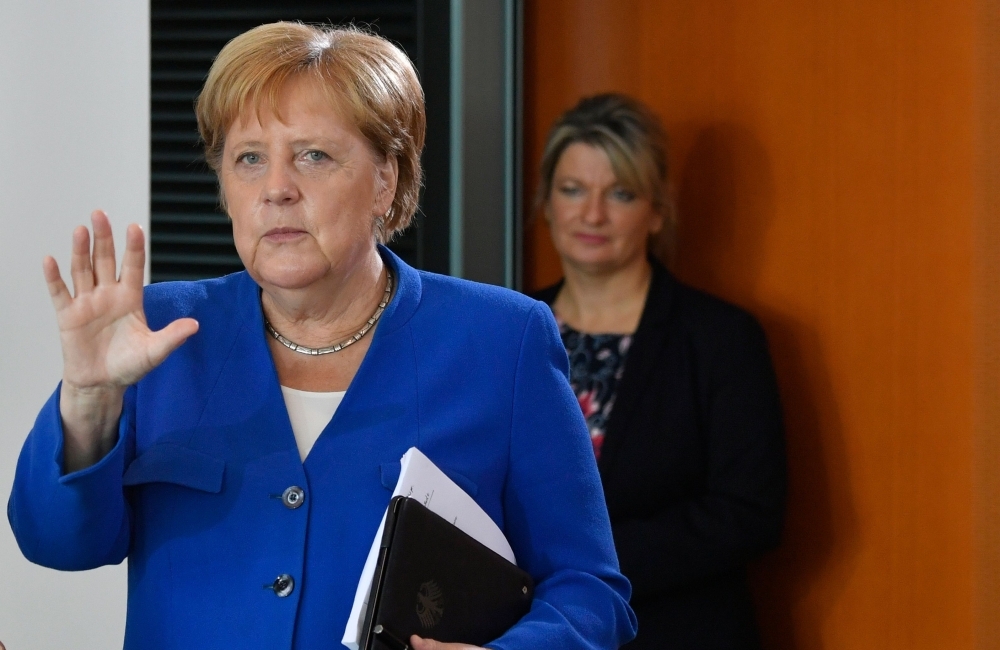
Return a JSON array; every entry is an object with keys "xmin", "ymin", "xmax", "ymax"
[
  {"xmin": 546, "ymin": 142, "xmax": 662, "ymax": 275},
  {"xmin": 220, "ymin": 75, "xmax": 396, "ymax": 292}
]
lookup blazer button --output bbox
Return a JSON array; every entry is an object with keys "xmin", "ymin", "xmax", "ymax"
[
  {"xmin": 282, "ymin": 486, "xmax": 305, "ymax": 509},
  {"xmin": 267, "ymin": 574, "xmax": 295, "ymax": 597}
]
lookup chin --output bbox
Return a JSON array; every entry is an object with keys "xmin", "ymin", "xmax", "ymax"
[
  {"xmin": 251, "ymin": 261, "xmax": 329, "ymax": 290},
  {"xmin": 564, "ymin": 251, "xmax": 618, "ymax": 271}
]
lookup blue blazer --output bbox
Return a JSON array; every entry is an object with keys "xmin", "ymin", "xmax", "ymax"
[{"xmin": 8, "ymin": 248, "xmax": 637, "ymax": 650}]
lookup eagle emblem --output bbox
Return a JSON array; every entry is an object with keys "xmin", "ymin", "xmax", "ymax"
[{"xmin": 416, "ymin": 580, "xmax": 444, "ymax": 629}]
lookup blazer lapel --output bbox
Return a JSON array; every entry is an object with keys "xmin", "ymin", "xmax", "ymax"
[
  {"xmin": 191, "ymin": 271, "xmax": 304, "ymax": 474},
  {"xmin": 598, "ymin": 260, "xmax": 677, "ymax": 475},
  {"xmin": 302, "ymin": 247, "xmax": 423, "ymax": 478}
]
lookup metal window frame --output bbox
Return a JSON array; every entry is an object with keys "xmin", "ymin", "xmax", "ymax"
[{"xmin": 448, "ymin": 0, "xmax": 523, "ymax": 289}]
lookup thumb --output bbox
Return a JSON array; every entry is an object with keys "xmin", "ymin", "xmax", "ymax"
[{"xmin": 147, "ymin": 317, "xmax": 199, "ymax": 367}]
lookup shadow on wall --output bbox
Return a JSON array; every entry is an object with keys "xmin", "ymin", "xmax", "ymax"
[{"xmin": 671, "ymin": 123, "xmax": 860, "ymax": 650}]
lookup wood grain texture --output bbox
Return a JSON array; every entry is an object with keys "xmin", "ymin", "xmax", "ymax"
[
  {"xmin": 524, "ymin": 1, "xmax": 998, "ymax": 647},
  {"xmin": 974, "ymin": 2, "xmax": 1000, "ymax": 648}
]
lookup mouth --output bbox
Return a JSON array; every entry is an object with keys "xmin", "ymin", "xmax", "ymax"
[
  {"xmin": 573, "ymin": 232, "xmax": 609, "ymax": 245},
  {"xmin": 263, "ymin": 227, "xmax": 307, "ymax": 242}
]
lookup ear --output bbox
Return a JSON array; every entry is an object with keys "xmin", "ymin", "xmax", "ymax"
[{"xmin": 373, "ymin": 154, "xmax": 399, "ymax": 216}]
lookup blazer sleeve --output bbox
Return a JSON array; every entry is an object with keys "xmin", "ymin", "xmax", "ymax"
[
  {"xmin": 612, "ymin": 310, "xmax": 787, "ymax": 599},
  {"xmin": 488, "ymin": 303, "xmax": 638, "ymax": 650},
  {"xmin": 7, "ymin": 383, "xmax": 136, "ymax": 571}
]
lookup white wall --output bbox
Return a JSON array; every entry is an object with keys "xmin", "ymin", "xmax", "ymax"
[{"xmin": 0, "ymin": 1, "xmax": 148, "ymax": 648}]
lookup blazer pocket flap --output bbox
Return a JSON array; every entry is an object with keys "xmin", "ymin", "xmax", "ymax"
[
  {"xmin": 379, "ymin": 461, "xmax": 479, "ymax": 498},
  {"xmin": 123, "ymin": 443, "xmax": 225, "ymax": 493}
]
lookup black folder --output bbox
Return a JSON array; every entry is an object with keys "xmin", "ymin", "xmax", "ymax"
[{"xmin": 359, "ymin": 496, "xmax": 535, "ymax": 650}]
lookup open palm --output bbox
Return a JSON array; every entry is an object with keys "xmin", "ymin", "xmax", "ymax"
[{"xmin": 45, "ymin": 210, "xmax": 198, "ymax": 470}]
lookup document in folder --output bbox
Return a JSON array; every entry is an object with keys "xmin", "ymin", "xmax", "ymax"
[
  {"xmin": 342, "ymin": 448, "xmax": 519, "ymax": 649},
  {"xmin": 360, "ymin": 496, "xmax": 534, "ymax": 650}
]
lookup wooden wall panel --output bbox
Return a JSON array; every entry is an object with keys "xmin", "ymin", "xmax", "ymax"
[
  {"xmin": 524, "ymin": 1, "xmax": 998, "ymax": 647},
  {"xmin": 974, "ymin": 2, "xmax": 1000, "ymax": 646},
  {"xmin": 523, "ymin": 0, "xmax": 643, "ymax": 291}
]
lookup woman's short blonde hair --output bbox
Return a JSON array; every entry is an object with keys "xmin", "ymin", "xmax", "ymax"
[
  {"xmin": 196, "ymin": 22, "xmax": 425, "ymax": 243},
  {"xmin": 537, "ymin": 93, "xmax": 676, "ymax": 262}
]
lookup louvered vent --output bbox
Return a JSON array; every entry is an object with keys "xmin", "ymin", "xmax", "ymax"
[{"xmin": 151, "ymin": 1, "xmax": 422, "ymax": 283}]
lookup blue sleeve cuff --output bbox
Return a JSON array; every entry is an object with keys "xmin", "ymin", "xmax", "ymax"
[
  {"xmin": 56, "ymin": 384, "xmax": 131, "ymax": 485},
  {"xmin": 8, "ymin": 384, "xmax": 133, "ymax": 570}
]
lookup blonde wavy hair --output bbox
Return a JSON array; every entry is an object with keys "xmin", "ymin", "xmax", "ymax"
[{"xmin": 537, "ymin": 93, "xmax": 676, "ymax": 263}]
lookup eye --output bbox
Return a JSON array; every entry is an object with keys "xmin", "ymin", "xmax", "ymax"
[
  {"xmin": 237, "ymin": 152, "xmax": 261, "ymax": 165},
  {"xmin": 610, "ymin": 187, "xmax": 636, "ymax": 202},
  {"xmin": 557, "ymin": 184, "xmax": 583, "ymax": 197},
  {"xmin": 303, "ymin": 150, "xmax": 328, "ymax": 162}
]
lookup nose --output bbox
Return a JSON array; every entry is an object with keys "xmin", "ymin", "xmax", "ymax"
[
  {"xmin": 581, "ymin": 194, "xmax": 608, "ymax": 225},
  {"xmin": 263, "ymin": 160, "xmax": 300, "ymax": 205}
]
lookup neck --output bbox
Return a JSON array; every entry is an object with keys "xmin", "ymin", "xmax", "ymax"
[
  {"xmin": 555, "ymin": 255, "xmax": 652, "ymax": 334},
  {"xmin": 260, "ymin": 247, "xmax": 387, "ymax": 349}
]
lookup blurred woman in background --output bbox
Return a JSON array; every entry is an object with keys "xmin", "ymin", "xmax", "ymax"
[{"xmin": 533, "ymin": 93, "xmax": 787, "ymax": 649}]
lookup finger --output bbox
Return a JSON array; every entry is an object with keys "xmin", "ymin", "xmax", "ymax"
[
  {"xmin": 91, "ymin": 210, "xmax": 117, "ymax": 286},
  {"xmin": 410, "ymin": 637, "xmax": 433, "ymax": 650},
  {"xmin": 409, "ymin": 638, "xmax": 478, "ymax": 650},
  {"xmin": 42, "ymin": 256, "xmax": 72, "ymax": 311},
  {"xmin": 146, "ymin": 318, "xmax": 200, "ymax": 368},
  {"xmin": 69, "ymin": 225, "xmax": 94, "ymax": 296},
  {"xmin": 410, "ymin": 637, "xmax": 462, "ymax": 650},
  {"xmin": 410, "ymin": 634, "xmax": 485, "ymax": 650},
  {"xmin": 119, "ymin": 223, "xmax": 146, "ymax": 288}
]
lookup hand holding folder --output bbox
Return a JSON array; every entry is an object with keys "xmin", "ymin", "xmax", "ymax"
[
  {"xmin": 343, "ymin": 449, "xmax": 533, "ymax": 650},
  {"xmin": 361, "ymin": 496, "xmax": 533, "ymax": 650},
  {"xmin": 374, "ymin": 628, "xmax": 483, "ymax": 650}
]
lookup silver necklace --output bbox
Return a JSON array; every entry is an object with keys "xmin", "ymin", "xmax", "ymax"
[{"xmin": 264, "ymin": 269, "xmax": 393, "ymax": 355}]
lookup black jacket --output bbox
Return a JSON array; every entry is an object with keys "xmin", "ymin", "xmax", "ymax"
[{"xmin": 533, "ymin": 260, "xmax": 786, "ymax": 649}]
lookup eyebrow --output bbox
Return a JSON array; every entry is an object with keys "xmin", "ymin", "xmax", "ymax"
[
  {"xmin": 229, "ymin": 137, "xmax": 348, "ymax": 151},
  {"xmin": 555, "ymin": 175, "xmax": 616, "ymax": 185},
  {"xmin": 229, "ymin": 140, "xmax": 264, "ymax": 150},
  {"xmin": 290, "ymin": 137, "xmax": 346, "ymax": 149}
]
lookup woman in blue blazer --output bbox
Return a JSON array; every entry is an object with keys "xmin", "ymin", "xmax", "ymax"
[{"xmin": 8, "ymin": 23, "xmax": 636, "ymax": 650}]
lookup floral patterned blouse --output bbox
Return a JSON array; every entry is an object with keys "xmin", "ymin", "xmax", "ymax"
[{"xmin": 558, "ymin": 320, "xmax": 634, "ymax": 460}]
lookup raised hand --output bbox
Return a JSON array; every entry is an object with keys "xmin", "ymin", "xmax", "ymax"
[{"xmin": 44, "ymin": 210, "xmax": 199, "ymax": 472}]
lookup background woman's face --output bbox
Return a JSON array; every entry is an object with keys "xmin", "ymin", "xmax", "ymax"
[
  {"xmin": 547, "ymin": 142, "xmax": 662, "ymax": 275},
  {"xmin": 220, "ymin": 75, "xmax": 395, "ymax": 291}
]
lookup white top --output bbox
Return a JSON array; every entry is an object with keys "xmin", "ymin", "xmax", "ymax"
[{"xmin": 280, "ymin": 386, "xmax": 346, "ymax": 461}]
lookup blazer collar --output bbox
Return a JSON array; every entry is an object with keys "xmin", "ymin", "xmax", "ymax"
[
  {"xmin": 193, "ymin": 246, "xmax": 423, "ymax": 473},
  {"xmin": 634, "ymin": 257, "xmax": 677, "ymax": 330},
  {"xmin": 599, "ymin": 258, "xmax": 677, "ymax": 472},
  {"xmin": 371, "ymin": 244, "xmax": 423, "ymax": 335},
  {"xmin": 530, "ymin": 256, "xmax": 676, "ymax": 319},
  {"xmin": 529, "ymin": 257, "xmax": 678, "ymax": 471}
]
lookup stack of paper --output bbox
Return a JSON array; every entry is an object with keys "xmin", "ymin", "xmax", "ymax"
[{"xmin": 341, "ymin": 448, "xmax": 516, "ymax": 650}]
